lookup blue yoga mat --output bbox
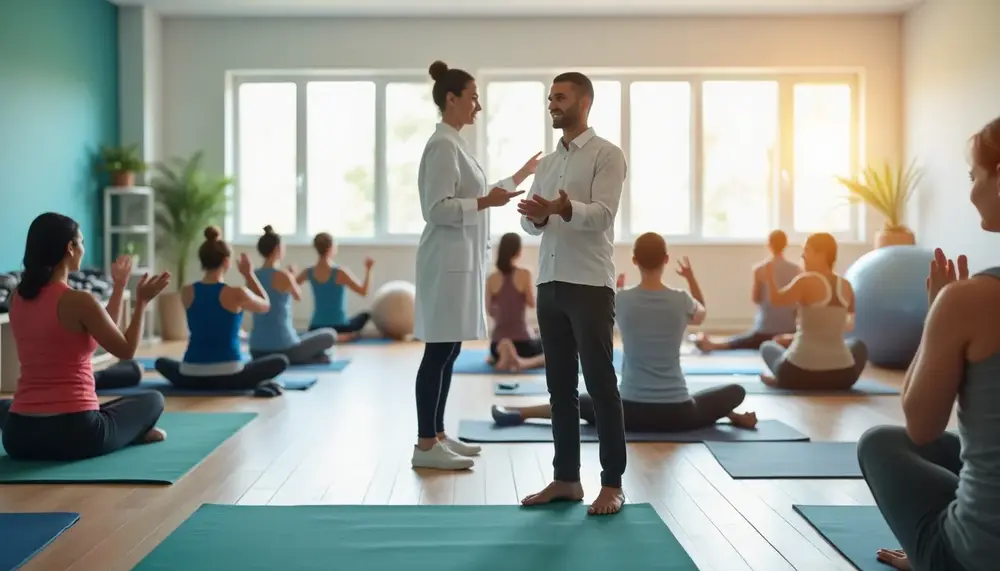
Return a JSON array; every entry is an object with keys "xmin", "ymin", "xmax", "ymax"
[
  {"xmin": 794, "ymin": 505, "xmax": 899, "ymax": 571},
  {"xmin": 495, "ymin": 377, "xmax": 897, "ymax": 397},
  {"xmin": 0, "ymin": 512, "xmax": 79, "ymax": 571},
  {"xmin": 451, "ymin": 348, "xmax": 623, "ymax": 375},
  {"xmin": 96, "ymin": 375, "xmax": 317, "ymax": 396},
  {"xmin": 133, "ymin": 356, "xmax": 350, "ymax": 373}
]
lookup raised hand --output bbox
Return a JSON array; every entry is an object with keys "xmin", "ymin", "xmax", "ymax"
[
  {"xmin": 364, "ymin": 256, "xmax": 375, "ymax": 270},
  {"xmin": 519, "ymin": 151, "xmax": 543, "ymax": 177},
  {"xmin": 286, "ymin": 263, "xmax": 299, "ymax": 277},
  {"xmin": 237, "ymin": 253, "xmax": 253, "ymax": 277},
  {"xmin": 616, "ymin": 273, "xmax": 626, "ymax": 289},
  {"xmin": 926, "ymin": 248, "xmax": 969, "ymax": 305},
  {"xmin": 111, "ymin": 255, "xmax": 133, "ymax": 289},
  {"xmin": 517, "ymin": 190, "xmax": 569, "ymax": 222},
  {"xmin": 135, "ymin": 272, "xmax": 171, "ymax": 303},
  {"xmin": 485, "ymin": 186, "xmax": 525, "ymax": 208},
  {"xmin": 676, "ymin": 256, "xmax": 694, "ymax": 280}
]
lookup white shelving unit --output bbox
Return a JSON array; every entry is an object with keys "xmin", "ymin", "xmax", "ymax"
[{"xmin": 103, "ymin": 185, "xmax": 159, "ymax": 344}]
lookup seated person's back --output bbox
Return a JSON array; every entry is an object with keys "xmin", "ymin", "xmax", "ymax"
[{"xmin": 182, "ymin": 281, "xmax": 243, "ymax": 374}]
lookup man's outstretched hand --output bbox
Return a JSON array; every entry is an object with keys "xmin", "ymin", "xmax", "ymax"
[{"xmin": 517, "ymin": 190, "xmax": 569, "ymax": 224}]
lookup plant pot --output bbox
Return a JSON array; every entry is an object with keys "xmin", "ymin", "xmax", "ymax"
[
  {"xmin": 158, "ymin": 292, "xmax": 188, "ymax": 341},
  {"xmin": 874, "ymin": 227, "xmax": 916, "ymax": 249},
  {"xmin": 111, "ymin": 171, "xmax": 135, "ymax": 187}
]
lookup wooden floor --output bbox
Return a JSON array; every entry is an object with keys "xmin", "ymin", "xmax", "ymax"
[{"xmin": 0, "ymin": 338, "xmax": 930, "ymax": 571}]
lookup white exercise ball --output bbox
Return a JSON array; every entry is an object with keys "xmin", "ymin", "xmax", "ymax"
[{"xmin": 370, "ymin": 280, "xmax": 416, "ymax": 339}]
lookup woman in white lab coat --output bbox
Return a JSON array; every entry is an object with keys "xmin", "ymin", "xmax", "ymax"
[{"xmin": 411, "ymin": 60, "xmax": 540, "ymax": 471}]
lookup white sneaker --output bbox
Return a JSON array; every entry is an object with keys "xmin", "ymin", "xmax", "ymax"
[
  {"xmin": 411, "ymin": 442, "xmax": 474, "ymax": 470},
  {"xmin": 441, "ymin": 437, "xmax": 481, "ymax": 457}
]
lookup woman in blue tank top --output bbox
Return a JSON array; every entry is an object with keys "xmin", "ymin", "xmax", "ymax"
[
  {"xmin": 857, "ymin": 117, "xmax": 1000, "ymax": 571},
  {"xmin": 297, "ymin": 232, "xmax": 374, "ymax": 342},
  {"xmin": 153, "ymin": 226, "xmax": 289, "ymax": 396},
  {"xmin": 248, "ymin": 226, "xmax": 336, "ymax": 364}
]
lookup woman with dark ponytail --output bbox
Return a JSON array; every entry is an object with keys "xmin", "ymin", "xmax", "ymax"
[
  {"xmin": 152, "ymin": 226, "xmax": 290, "ymax": 396},
  {"xmin": 484, "ymin": 233, "xmax": 544, "ymax": 372},
  {"xmin": 0, "ymin": 212, "xmax": 171, "ymax": 461},
  {"xmin": 248, "ymin": 225, "xmax": 336, "ymax": 363}
]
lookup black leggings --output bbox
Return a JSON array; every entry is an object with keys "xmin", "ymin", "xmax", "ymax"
[
  {"xmin": 760, "ymin": 339, "xmax": 868, "ymax": 390},
  {"xmin": 249, "ymin": 329, "xmax": 336, "ymax": 365},
  {"xmin": 153, "ymin": 355, "xmax": 289, "ymax": 391},
  {"xmin": 719, "ymin": 330, "xmax": 775, "ymax": 351},
  {"xmin": 414, "ymin": 341, "xmax": 461, "ymax": 439},
  {"xmin": 488, "ymin": 338, "xmax": 544, "ymax": 360},
  {"xmin": 94, "ymin": 360, "xmax": 144, "ymax": 390},
  {"xmin": 579, "ymin": 384, "xmax": 746, "ymax": 432},
  {"xmin": 0, "ymin": 391, "xmax": 164, "ymax": 461},
  {"xmin": 311, "ymin": 312, "xmax": 371, "ymax": 334}
]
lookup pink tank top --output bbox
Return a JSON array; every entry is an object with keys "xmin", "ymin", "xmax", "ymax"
[
  {"xmin": 491, "ymin": 273, "xmax": 531, "ymax": 342},
  {"xmin": 9, "ymin": 282, "xmax": 100, "ymax": 414}
]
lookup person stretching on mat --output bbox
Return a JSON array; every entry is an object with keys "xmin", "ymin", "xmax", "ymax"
[
  {"xmin": 756, "ymin": 232, "xmax": 867, "ymax": 391},
  {"xmin": 0, "ymin": 212, "xmax": 170, "ymax": 461},
  {"xmin": 153, "ymin": 226, "xmax": 290, "ymax": 396},
  {"xmin": 298, "ymin": 232, "xmax": 375, "ymax": 342},
  {"xmin": 248, "ymin": 226, "xmax": 336, "ymax": 364},
  {"xmin": 692, "ymin": 229, "xmax": 800, "ymax": 353},
  {"xmin": 858, "ymin": 118, "xmax": 1000, "ymax": 571},
  {"xmin": 491, "ymin": 233, "xmax": 758, "ymax": 433},
  {"xmin": 485, "ymin": 233, "xmax": 544, "ymax": 372}
]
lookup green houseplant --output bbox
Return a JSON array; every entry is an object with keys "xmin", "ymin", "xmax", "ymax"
[
  {"xmin": 97, "ymin": 144, "xmax": 148, "ymax": 187},
  {"xmin": 150, "ymin": 151, "xmax": 232, "ymax": 340},
  {"xmin": 835, "ymin": 159, "xmax": 922, "ymax": 248}
]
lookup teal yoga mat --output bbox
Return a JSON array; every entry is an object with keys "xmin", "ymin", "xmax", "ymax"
[
  {"xmin": 457, "ymin": 419, "xmax": 808, "ymax": 443},
  {"xmin": 133, "ymin": 356, "xmax": 350, "ymax": 373},
  {"xmin": 132, "ymin": 503, "xmax": 699, "ymax": 570},
  {"xmin": 705, "ymin": 442, "xmax": 862, "ymax": 479},
  {"xmin": 96, "ymin": 375, "xmax": 317, "ymax": 397},
  {"xmin": 0, "ymin": 512, "xmax": 79, "ymax": 571},
  {"xmin": 494, "ymin": 377, "xmax": 898, "ymax": 396},
  {"xmin": 0, "ymin": 412, "xmax": 256, "ymax": 484},
  {"xmin": 452, "ymin": 348, "xmax": 624, "ymax": 375},
  {"xmin": 793, "ymin": 505, "xmax": 900, "ymax": 571}
]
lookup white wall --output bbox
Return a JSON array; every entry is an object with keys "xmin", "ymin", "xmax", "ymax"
[
  {"xmin": 904, "ymin": 0, "xmax": 1000, "ymax": 267},
  {"xmin": 154, "ymin": 15, "xmax": 903, "ymax": 328}
]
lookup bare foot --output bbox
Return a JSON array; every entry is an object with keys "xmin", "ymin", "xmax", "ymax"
[
  {"xmin": 336, "ymin": 332, "xmax": 358, "ymax": 343},
  {"xmin": 759, "ymin": 374, "xmax": 778, "ymax": 387},
  {"xmin": 140, "ymin": 427, "xmax": 167, "ymax": 444},
  {"xmin": 588, "ymin": 486, "xmax": 626, "ymax": 516},
  {"xmin": 876, "ymin": 549, "xmax": 912, "ymax": 570},
  {"xmin": 728, "ymin": 411, "xmax": 758, "ymax": 429},
  {"xmin": 690, "ymin": 332, "xmax": 711, "ymax": 353},
  {"xmin": 521, "ymin": 481, "xmax": 585, "ymax": 507}
]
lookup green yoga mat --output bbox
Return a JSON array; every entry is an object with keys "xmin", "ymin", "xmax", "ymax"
[
  {"xmin": 133, "ymin": 503, "xmax": 699, "ymax": 570},
  {"xmin": 794, "ymin": 505, "xmax": 900, "ymax": 571},
  {"xmin": 0, "ymin": 412, "xmax": 256, "ymax": 484}
]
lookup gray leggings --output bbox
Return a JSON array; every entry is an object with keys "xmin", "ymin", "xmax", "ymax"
[
  {"xmin": 857, "ymin": 426, "xmax": 967, "ymax": 570},
  {"xmin": 759, "ymin": 338, "xmax": 867, "ymax": 390},
  {"xmin": 249, "ymin": 329, "xmax": 336, "ymax": 365}
]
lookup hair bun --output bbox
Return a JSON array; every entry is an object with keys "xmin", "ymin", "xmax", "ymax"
[
  {"xmin": 428, "ymin": 60, "xmax": 449, "ymax": 82},
  {"xmin": 263, "ymin": 225, "xmax": 274, "ymax": 235},
  {"xmin": 204, "ymin": 225, "xmax": 221, "ymax": 241}
]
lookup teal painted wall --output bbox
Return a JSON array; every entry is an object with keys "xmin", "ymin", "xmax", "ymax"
[{"xmin": 0, "ymin": 0, "xmax": 119, "ymax": 271}]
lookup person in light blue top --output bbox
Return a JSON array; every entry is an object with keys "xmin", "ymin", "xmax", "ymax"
[
  {"xmin": 154, "ymin": 226, "xmax": 288, "ymax": 395},
  {"xmin": 693, "ymin": 229, "xmax": 801, "ymax": 352},
  {"xmin": 248, "ymin": 226, "xmax": 336, "ymax": 364},
  {"xmin": 296, "ymin": 232, "xmax": 375, "ymax": 342},
  {"xmin": 857, "ymin": 117, "xmax": 1000, "ymax": 571},
  {"xmin": 492, "ymin": 232, "xmax": 757, "ymax": 432}
]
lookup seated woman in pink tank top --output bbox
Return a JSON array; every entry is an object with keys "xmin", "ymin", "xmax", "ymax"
[
  {"xmin": 0, "ymin": 213, "xmax": 171, "ymax": 461},
  {"xmin": 485, "ymin": 234, "xmax": 544, "ymax": 372}
]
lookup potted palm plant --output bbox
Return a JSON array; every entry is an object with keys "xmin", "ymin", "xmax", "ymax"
[
  {"xmin": 151, "ymin": 151, "xmax": 232, "ymax": 340},
  {"xmin": 97, "ymin": 144, "xmax": 148, "ymax": 187},
  {"xmin": 835, "ymin": 160, "xmax": 922, "ymax": 249}
]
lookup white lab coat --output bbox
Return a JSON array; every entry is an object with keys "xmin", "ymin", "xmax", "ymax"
[{"xmin": 413, "ymin": 123, "xmax": 514, "ymax": 343}]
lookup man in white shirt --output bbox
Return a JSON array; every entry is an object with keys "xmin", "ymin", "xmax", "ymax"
[{"xmin": 516, "ymin": 72, "xmax": 629, "ymax": 516}]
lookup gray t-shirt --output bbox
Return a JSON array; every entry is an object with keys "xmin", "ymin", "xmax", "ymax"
[{"xmin": 616, "ymin": 286, "xmax": 697, "ymax": 404}]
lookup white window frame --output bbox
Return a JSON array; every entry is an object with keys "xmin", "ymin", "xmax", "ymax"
[{"xmin": 226, "ymin": 69, "xmax": 862, "ymax": 246}]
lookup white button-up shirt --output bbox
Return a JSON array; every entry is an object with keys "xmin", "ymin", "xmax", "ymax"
[{"xmin": 520, "ymin": 128, "xmax": 627, "ymax": 290}]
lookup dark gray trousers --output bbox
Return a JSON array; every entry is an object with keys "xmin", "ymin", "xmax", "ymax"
[{"xmin": 536, "ymin": 281, "xmax": 626, "ymax": 488}]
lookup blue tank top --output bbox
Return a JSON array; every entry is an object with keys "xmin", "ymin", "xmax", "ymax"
[
  {"xmin": 248, "ymin": 268, "xmax": 300, "ymax": 351},
  {"xmin": 753, "ymin": 257, "xmax": 801, "ymax": 334},
  {"xmin": 943, "ymin": 266, "xmax": 1000, "ymax": 571},
  {"xmin": 308, "ymin": 266, "xmax": 347, "ymax": 328},
  {"xmin": 182, "ymin": 282, "xmax": 243, "ymax": 364}
]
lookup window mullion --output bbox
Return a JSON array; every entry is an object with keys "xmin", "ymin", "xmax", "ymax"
[
  {"xmin": 374, "ymin": 80, "xmax": 388, "ymax": 239},
  {"xmin": 296, "ymin": 79, "xmax": 309, "ymax": 241},
  {"xmin": 690, "ymin": 80, "xmax": 703, "ymax": 239},
  {"xmin": 619, "ymin": 80, "xmax": 631, "ymax": 241},
  {"xmin": 778, "ymin": 78, "xmax": 796, "ymax": 234}
]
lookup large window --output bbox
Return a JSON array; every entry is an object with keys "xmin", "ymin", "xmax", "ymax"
[{"xmin": 230, "ymin": 72, "xmax": 859, "ymax": 244}]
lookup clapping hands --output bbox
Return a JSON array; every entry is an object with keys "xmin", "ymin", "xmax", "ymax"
[
  {"xmin": 927, "ymin": 248, "xmax": 969, "ymax": 305},
  {"xmin": 135, "ymin": 272, "xmax": 171, "ymax": 303},
  {"xmin": 110, "ymin": 255, "xmax": 132, "ymax": 290}
]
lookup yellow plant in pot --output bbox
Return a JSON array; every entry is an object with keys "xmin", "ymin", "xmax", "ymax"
[
  {"xmin": 151, "ymin": 151, "xmax": 232, "ymax": 340},
  {"xmin": 835, "ymin": 160, "xmax": 922, "ymax": 249}
]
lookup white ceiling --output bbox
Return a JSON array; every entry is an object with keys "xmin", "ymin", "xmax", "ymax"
[{"xmin": 109, "ymin": 0, "xmax": 924, "ymax": 17}]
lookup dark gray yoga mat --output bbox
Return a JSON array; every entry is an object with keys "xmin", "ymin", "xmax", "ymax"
[
  {"xmin": 793, "ymin": 505, "xmax": 899, "ymax": 571},
  {"xmin": 704, "ymin": 441, "xmax": 862, "ymax": 479},
  {"xmin": 457, "ymin": 419, "xmax": 809, "ymax": 443},
  {"xmin": 494, "ymin": 378, "xmax": 898, "ymax": 397}
]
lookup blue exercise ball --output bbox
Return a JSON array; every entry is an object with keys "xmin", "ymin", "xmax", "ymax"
[{"xmin": 844, "ymin": 245, "xmax": 934, "ymax": 370}]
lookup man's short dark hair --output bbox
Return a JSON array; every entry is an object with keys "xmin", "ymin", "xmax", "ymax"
[{"xmin": 553, "ymin": 72, "xmax": 594, "ymax": 101}]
